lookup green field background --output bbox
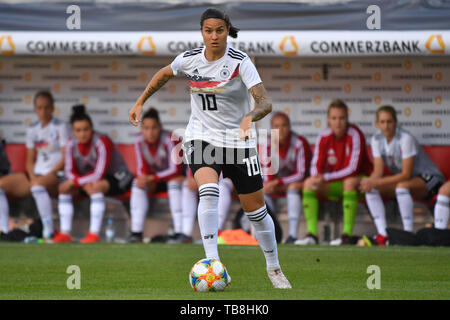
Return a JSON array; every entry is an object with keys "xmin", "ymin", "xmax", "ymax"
[{"xmin": 0, "ymin": 243, "xmax": 449, "ymax": 300}]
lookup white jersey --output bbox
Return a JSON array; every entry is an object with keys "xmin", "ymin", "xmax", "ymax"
[
  {"xmin": 371, "ymin": 126, "xmax": 444, "ymax": 179},
  {"xmin": 26, "ymin": 117, "xmax": 68, "ymax": 176},
  {"xmin": 171, "ymin": 44, "xmax": 262, "ymax": 149}
]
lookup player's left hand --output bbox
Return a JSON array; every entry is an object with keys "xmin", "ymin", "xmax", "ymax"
[
  {"xmin": 263, "ymin": 180, "xmax": 278, "ymax": 194},
  {"xmin": 359, "ymin": 177, "xmax": 375, "ymax": 193},
  {"xmin": 129, "ymin": 103, "xmax": 143, "ymax": 127},
  {"xmin": 136, "ymin": 175, "xmax": 150, "ymax": 189},
  {"xmin": 239, "ymin": 115, "xmax": 252, "ymax": 141},
  {"xmin": 311, "ymin": 174, "xmax": 324, "ymax": 189}
]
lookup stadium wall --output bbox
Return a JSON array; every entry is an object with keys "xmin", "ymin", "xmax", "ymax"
[{"xmin": 0, "ymin": 54, "xmax": 449, "ymax": 146}]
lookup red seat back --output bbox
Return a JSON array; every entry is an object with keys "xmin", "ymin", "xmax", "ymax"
[
  {"xmin": 423, "ymin": 146, "xmax": 450, "ymax": 180},
  {"xmin": 117, "ymin": 144, "xmax": 137, "ymax": 177},
  {"xmin": 5, "ymin": 144, "xmax": 27, "ymax": 173}
]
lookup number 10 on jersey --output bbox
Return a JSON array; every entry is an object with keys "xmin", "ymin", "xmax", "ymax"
[
  {"xmin": 243, "ymin": 155, "xmax": 261, "ymax": 177},
  {"xmin": 198, "ymin": 93, "xmax": 218, "ymax": 111}
]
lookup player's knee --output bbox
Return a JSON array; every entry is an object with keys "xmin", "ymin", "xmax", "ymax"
[
  {"xmin": 343, "ymin": 177, "xmax": 360, "ymax": 191},
  {"xmin": 83, "ymin": 182, "xmax": 104, "ymax": 195},
  {"xmin": 186, "ymin": 178, "xmax": 198, "ymax": 191},
  {"xmin": 30, "ymin": 180, "xmax": 43, "ymax": 188},
  {"xmin": 170, "ymin": 175, "xmax": 184, "ymax": 184},
  {"xmin": 242, "ymin": 199, "xmax": 265, "ymax": 213},
  {"xmin": 58, "ymin": 182, "xmax": 71, "ymax": 194},
  {"xmin": 439, "ymin": 182, "xmax": 450, "ymax": 196},
  {"xmin": 92, "ymin": 181, "xmax": 107, "ymax": 194},
  {"xmin": 303, "ymin": 177, "xmax": 315, "ymax": 190},
  {"xmin": 396, "ymin": 181, "xmax": 410, "ymax": 190},
  {"xmin": 287, "ymin": 181, "xmax": 302, "ymax": 191}
]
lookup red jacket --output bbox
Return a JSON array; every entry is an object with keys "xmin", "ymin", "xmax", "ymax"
[{"xmin": 310, "ymin": 124, "xmax": 372, "ymax": 182}]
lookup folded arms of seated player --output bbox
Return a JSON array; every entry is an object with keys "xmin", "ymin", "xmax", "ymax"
[
  {"xmin": 360, "ymin": 157, "xmax": 414, "ymax": 193},
  {"xmin": 311, "ymin": 126, "xmax": 365, "ymax": 183},
  {"xmin": 261, "ymin": 137, "xmax": 309, "ymax": 194},
  {"xmin": 64, "ymin": 136, "xmax": 113, "ymax": 187},
  {"xmin": 134, "ymin": 134, "xmax": 183, "ymax": 186}
]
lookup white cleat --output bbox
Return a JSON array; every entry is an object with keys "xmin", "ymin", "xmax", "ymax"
[
  {"xmin": 294, "ymin": 234, "xmax": 318, "ymax": 245},
  {"xmin": 329, "ymin": 237, "xmax": 342, "ymax": 246},
  {"xmin": 267, "ymin": 268, "xmax": 292, "ymax": 289}
]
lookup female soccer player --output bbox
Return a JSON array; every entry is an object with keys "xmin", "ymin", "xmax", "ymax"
[
  {"xmin": 129, "ymin": 8, "xmax": 291, "ymax": 288},
  {"xmin": 262, "ymin": 111, "xmax": 311, "ymax": 244},
  {"xmin": 434, "ymin": 181, "xmax": 450, "ymax": 230},
  {"xmin": 295, "ymin": 99, "xmax": 372, "ymax": 246},
  {"xmin": 360, "ymin": 105, "xmax": 445, "ymax": 244},
  {"xmin": 130, "ymin": 107, "xmax": 187, "ymax": 243},
  {"xmin": 0, "ymin": 90, "xmax": 68, "ymax": 240},
  {"xmin": 53, "ymin": 105, "xmax": 133, "ymax": 243}
]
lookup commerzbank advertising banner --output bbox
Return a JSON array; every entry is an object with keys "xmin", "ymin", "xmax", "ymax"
[
  {"xmin": 0, "ymin": 31, "xmax": 449, "ymax": 56},
  {"xmin": 0, "ymin": 31, "xmax": 449, "ymax": 146},
  {"xmin": 0, "ymin": 55, "xmax": 449, "ymax": 146}
]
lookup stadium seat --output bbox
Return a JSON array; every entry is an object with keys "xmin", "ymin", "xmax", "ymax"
[
  {"xmin": 423, "ymin": 146, "xmax": 450, "ymax": 180},
  {"xmin": 4, "ymin": 143, "xmax": 168, "ymax": 200},
  {"xmin": 5, "ymin": 144, "xmax": 27, "ymax": 173},
  {"xmin": 5, "ymin": 143, "xmax": 449, "ymax": 200}
]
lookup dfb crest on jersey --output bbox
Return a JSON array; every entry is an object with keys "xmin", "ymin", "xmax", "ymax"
[
  {"xmin": 327, "ymin": 149, "xmax": 337, "ymax": 166},
  {"xmin": 49, "ymin": 129, "xmax": 59, "ymax": 142},
  {"xmin": 219, "ymin": 68, "xmax": 230, "ymax": 79}
]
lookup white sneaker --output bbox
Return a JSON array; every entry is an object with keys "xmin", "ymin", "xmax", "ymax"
[
  {"xmin": 330, "ymin": 234, "xmax": 352, "ymax": 246},
  {"xmin": 294, "ymin": 234, "xmax": 318, "ymax": 245},
  {"xmin": 329, "ymin": 237, "xmax": 342, "ymax": 246},
  {"xmin": 267, "ymin": 268, "xmax": 292, "ymax": 289}
]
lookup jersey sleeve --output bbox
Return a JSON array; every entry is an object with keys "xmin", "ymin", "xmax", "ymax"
[
  {"xmin": 400, "ymin": 133, "xmax": 418, "ymax": 159},
  {"xmin": 76, "ymin": 137, "xmax": 113, "ymax": 186},
  {"xmin": 370, "ymin": 135, "xmax": 381, "ymax": 158},
  {"xmin": 64, "ymin": 138, "xmax": 79, "ymax": 182},
  {"xmin": 134, "ymin": 137, "xmax": 153, "ymax": 177},
  {"xmin": 25, "ymin": 126, "xmax": 34, "ymax": 149},
  {"xmin": 59, "ymin": 122, "xmax": 69, "ymax": 148},
  {"xmin": 239, "ymin": 57, "xmax": 262, "ymax": 89},
  {"xmin": 310, "ymin": 134, "xmax": 326, "ymax": 176},
  {"xmin": 279, "ymin": 138, "xmax": 309, "ymax": 185},
  {"xmin": 170, "ymin": 53, "xmax": 184, "ymax": 76},
  {"xmin": 153, "ymin": 135, "xmax": 182, "ymax": 182}
]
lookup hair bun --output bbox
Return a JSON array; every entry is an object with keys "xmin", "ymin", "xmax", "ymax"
[{"xmin": 72, "ymin": 104, "xmax": 86, "ymax": 115}]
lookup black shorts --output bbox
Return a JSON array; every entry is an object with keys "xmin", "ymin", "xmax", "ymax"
[
  {"xmin": 105, "ymin": 170, "xmax": 134, "ymax": 196},
  {"xmin": 150, "ymin": 181, "xmax": 168, "ymax": 194},
  {"xmin": 184, "ymin": 140, "xmax": 263, "ymax": 195},
  {"xmin": 0, "ymin": 171, "xmax": 10, "ymax": 178},
  {"xmin": 419, "ymin": 173, "xmax": 445, "ymax": 200},
  {"xmin": 61, "ymin": 169, "xmax": 133, "ymax": 197}
]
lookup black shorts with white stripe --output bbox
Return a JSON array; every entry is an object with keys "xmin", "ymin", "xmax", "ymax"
[
  {"xmin": 419, "ymin": 173, "xmax": 445, "ymax": 200},
  {"xmin": 184, "ymin": 140, "xmax": 263, "ymax": 195}
]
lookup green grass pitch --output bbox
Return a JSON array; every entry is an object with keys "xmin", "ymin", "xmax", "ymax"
[{"xmin": 0, "ymin": 242, "xmax": 449, "ymax": 300}]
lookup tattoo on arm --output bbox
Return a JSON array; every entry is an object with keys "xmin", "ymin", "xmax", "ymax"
[
  {"xmin": 247, "ymin": 83, "xmax": 272, "ymax": 121},
  {"xmin": 140, "ymin": 68, "xmax": 173, "ymax": 104}
]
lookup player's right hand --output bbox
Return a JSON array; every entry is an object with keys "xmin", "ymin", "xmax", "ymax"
[
  {"xmin": 129, "ymin": 103, "xmax": 143, "ymax": 126},
  {"xmin": 359, "ymin": 177, "xmax": 374, "ymax": 193},
  {"xmin": 239, "ymin": 115, "xmax": 252, "ymax": 141}
]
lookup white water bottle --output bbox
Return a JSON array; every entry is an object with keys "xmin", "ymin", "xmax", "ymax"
[{"xmin": 105, "ymin": 218, "xmax": 115, "ymax": 243}]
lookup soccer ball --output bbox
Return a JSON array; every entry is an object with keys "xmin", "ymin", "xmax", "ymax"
[{"xmin": 189, "ymin": 258, "xmax": 229, "ymax": 292}]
